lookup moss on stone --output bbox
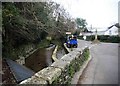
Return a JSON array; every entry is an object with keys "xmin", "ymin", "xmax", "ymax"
[{"xmin": 52, "ymin": 47, "xmax": 90, "ymax": 84}]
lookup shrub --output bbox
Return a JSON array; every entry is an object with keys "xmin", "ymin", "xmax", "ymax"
[{"xmin": 78, "ymin": 35, "xmax": 120, "ymax": 43}]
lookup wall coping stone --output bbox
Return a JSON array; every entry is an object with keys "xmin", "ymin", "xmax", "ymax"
[
  {"xmin": 51, "ymin": 59, "xmax": 70, "ymax": 70},
  {"xmin": 34, "ymin": 67, "xmax": 62, "ymax": 84},
  {"xmin": 20, "ymin": 75, "xmax": 47, "ymax": 84}
]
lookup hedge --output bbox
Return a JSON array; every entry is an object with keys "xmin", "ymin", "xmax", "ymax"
[{"xmin": 78, "ymin": 35, "xmax": 120, "ymax": 43}]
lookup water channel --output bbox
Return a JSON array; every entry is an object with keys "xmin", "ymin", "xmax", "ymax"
[
  {"xmin": 25, "ymin": 46, "xmax": 55, "ymax": 72},
  {"xmin": 25, "ymin": 45, "xmax": 66, "ymax": 72}
]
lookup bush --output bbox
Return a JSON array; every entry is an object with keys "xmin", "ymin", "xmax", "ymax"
[{"xmin": 78, "ymin": 35, "xmax": 120, "ymax": 43}]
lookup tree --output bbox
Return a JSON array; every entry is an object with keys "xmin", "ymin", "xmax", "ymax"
[
  {"xmin": 2, "ymin": 2, "xmax": 76, "ymax": 59},
  {"xmin": 47, "ymin": 2, "xmax": 76, "ymax": 38},
  {"xmin": 75, "ymin": 18, "xmax": 87, "ymax": 31}
]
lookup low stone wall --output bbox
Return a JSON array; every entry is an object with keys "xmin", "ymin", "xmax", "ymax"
[
  {"xmin": 20, "ymin": 45, "xmax": 90, "ymax": 84},
  {"xmin": 63, "ymin": 43, "xmax": 73, "ymax": 52},
  {"xmin": 16, "ymin": 46, "xmax": 38, "ymax": 65},
  {"xmin": 52, "ymin": 45, "xmax": 59, "ymax": 62}
]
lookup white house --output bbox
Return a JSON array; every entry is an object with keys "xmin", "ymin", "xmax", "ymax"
[{"xmin": 104, "ymin": 26, "xmax": 118, "ymax": 35}]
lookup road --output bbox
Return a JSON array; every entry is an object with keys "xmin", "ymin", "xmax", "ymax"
[
  {"xmin": 77, "ymin": 40, "xmax": 92, "ymax": 49},
  {"xmin": 77, "ymin": 40, "xmax": 118, "ymax": 84},
  {"xmin": 72, "ymin": 40, "xmax": 92, "ymax": 52}
]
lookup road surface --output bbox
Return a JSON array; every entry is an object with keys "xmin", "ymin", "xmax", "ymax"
[{"xmin": 77, "ymin": 41, "xmax": 118, "ymax": 84}]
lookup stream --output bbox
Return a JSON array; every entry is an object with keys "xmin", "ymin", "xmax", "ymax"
[
  {"xmin": 25, "ymin": 45, "xmax": 55, "ymax": 72},
  {"xmin": 25, "ymin": 44, "xmax": 66, "ymax": 72}
]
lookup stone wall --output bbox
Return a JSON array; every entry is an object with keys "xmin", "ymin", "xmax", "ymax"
[
  {"xmin": 16, "ymin": 44, "xmax": 38, "ymax": 65},
  {"xmin": 20, "ymin": 46, "xmax": 90, "ymax": 84}
]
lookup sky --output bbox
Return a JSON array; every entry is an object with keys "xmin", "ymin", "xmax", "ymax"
[{"xmin": 52, "ymin": 0, "xmax": 120, "ymax": 30}]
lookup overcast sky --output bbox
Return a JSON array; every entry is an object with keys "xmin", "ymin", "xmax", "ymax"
[{"xmin": 52, "ymin": 0, "xmax": 119, "ymax": 29}]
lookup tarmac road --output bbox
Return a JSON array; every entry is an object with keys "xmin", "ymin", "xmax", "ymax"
[
  {"xmin": 77, "ymin": 40, "xmax": 92, "ymax": 48},
  {"xmin": 78, "ymin": 42, "xmax": 118, "ymax": 84}
]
